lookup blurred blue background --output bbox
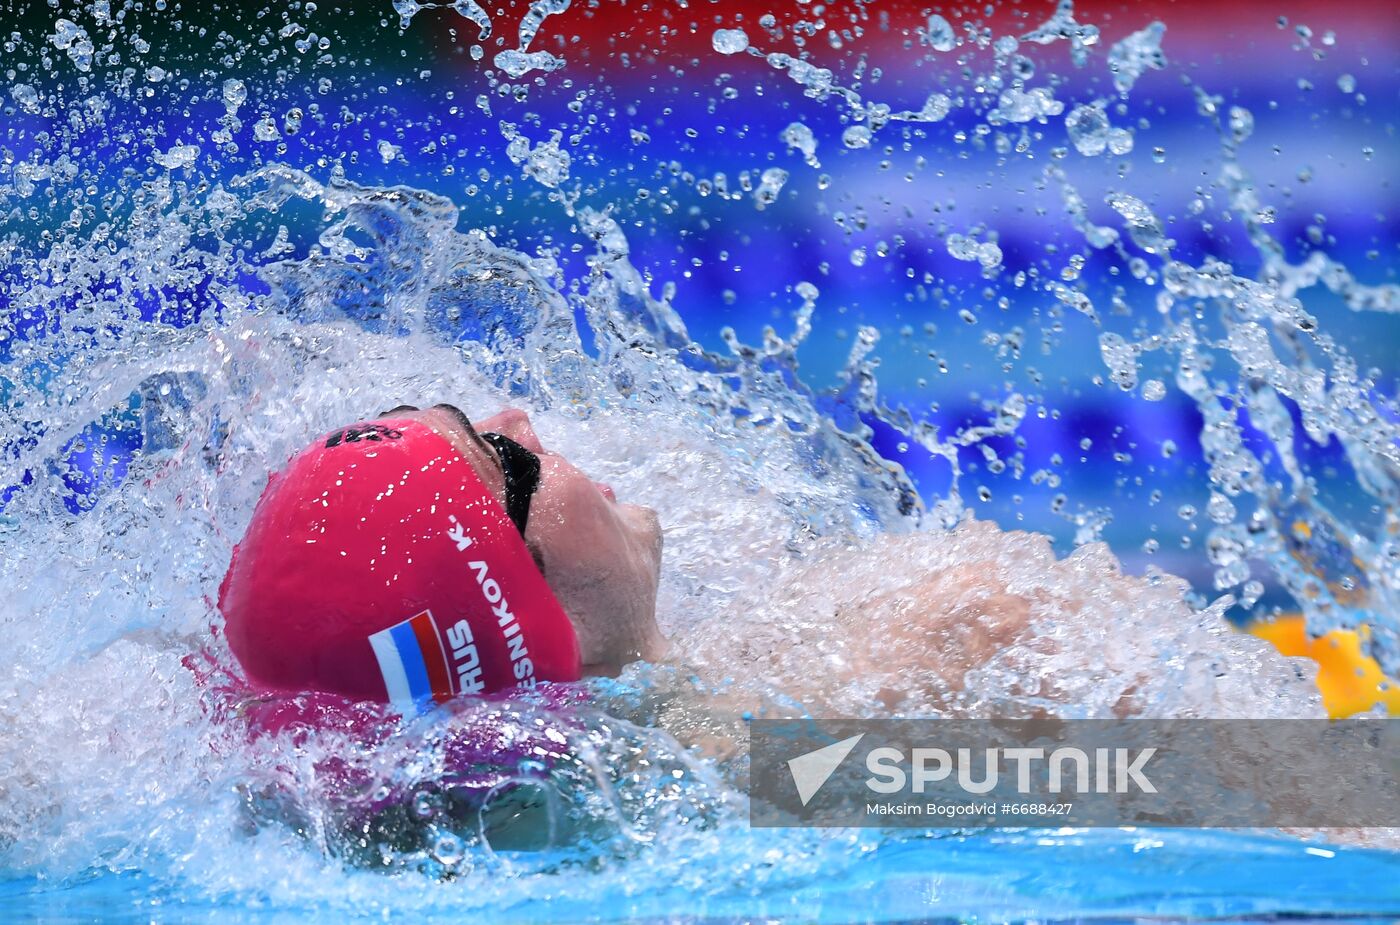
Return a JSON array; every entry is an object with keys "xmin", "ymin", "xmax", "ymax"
[{"xmin": 3, "ymin": 0, "xmax": 1396, "ymax": 624}]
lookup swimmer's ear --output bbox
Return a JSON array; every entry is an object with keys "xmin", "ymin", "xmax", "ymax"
[{"xmin": 527, "ymin": 539, "xmax": 547, "ymax": 578}]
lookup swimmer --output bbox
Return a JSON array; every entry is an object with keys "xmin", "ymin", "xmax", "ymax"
[
  {"xmin": 219, "ymin": 403, "xmax": 666, "ymax": 710},
  {"xmin": 219, "ymin": 400, "xmax": 1351, "ymax": 858},
  {"xmin": 219, "ymin": 402, "xmax": 1304, "ymax": 730}
]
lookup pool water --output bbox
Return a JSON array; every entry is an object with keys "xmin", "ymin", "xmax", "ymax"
[
  {"xmin": 4, "ymin": 829, "xmax": 1400, "ymax": 922},
  {"xmin": 1, "ymin": 0, "xmax": 1397, "ymax": 920}
]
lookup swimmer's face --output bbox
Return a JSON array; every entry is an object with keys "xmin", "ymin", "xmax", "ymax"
[{"xmin": 381, "ymin": 404, "xmax": 666, "ymax": 674}]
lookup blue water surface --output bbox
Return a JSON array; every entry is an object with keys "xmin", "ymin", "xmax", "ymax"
[{"xmin": 4, "ymin": 828, "xmax": 1399, "ymax": 923}]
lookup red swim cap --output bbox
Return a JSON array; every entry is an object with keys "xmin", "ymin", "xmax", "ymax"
[{"xmin": 217, "ymin": 417, "xmax": 581, "ymax": 709}]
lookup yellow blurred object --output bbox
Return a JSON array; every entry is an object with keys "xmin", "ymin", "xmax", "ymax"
[{"xmin": 1251, "ymin": 616, "xmax": 1400, "ymax": 719}]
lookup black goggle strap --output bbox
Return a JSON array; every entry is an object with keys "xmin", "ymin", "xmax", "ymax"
[{"xmin": 480, "ymin": 432, "xmax": 540, "ymax": 536}]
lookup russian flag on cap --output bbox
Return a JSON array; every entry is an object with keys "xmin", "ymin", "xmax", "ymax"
[{"xmin": 368, "ymin": 610, "xmax": 454, "ymax": 710}]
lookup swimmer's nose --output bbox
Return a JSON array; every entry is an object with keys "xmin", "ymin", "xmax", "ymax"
[{"xmin": 482, "ymin": 408, "xmax": 545, "ymax": 454}]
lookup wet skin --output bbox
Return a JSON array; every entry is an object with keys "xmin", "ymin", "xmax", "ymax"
[{"xmin": 377, "ymin": 405, "xmax": 666, "ymax": 676}]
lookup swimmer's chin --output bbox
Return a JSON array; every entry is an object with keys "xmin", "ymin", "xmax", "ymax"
[{"xmin": 581, "ymin": 631, "xmax": 671, "ymax": 678}]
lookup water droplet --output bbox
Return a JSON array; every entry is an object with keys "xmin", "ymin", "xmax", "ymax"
[
  {"xmin": 503, "ymin": 129, "xmax": 571, "ymax": 188},
  {"xmin": 253, "ymin": 116, "xmax": 280, "ymax": 142},
  {"xmin": 1066, "ymin": 104, "xmax": 1111, "ymax": 156},
  {"xmin": 1227, "ymin": 106, "xmax": 1254, "ymax": 143},
  {"xmin": 1207, "ymin": 493, "xmax": 1236, "ymax": 524},
  {"xmin": 781, "ymin": 122, "xmax": 819, "ymax": 165},
  {"xmin": 921, "ymin": 14, "xmax": 956, "ymax": 52},
  {"xmin": 1107, "ymin": 21, "xmax": 1167, "ymax": 94},
  {"xmin": 995, "ymin": 87, "xmax": 1063, "ymax": 123},
  {"xmin": 753, "ymin": 167, "xmax": 788, "ymax": 208},
  {"xmin": 431, "ymin": 831, "xmax": 465, "ymax": 866},
  {"xmin": 712, "ymin": 28, "xmax": 749, "ymax": 55},
  {"xmin": 50, "ymin": 19, "xmax": 94, "ymax": 72},
  {"xmin": 842, "ymin": 125, "xmax": 872, "ymax": 149},
  {"xmin": 153, "ymin": 144, "xmax": 200, "ymax": 170},
  {"xmin": 495, "ymin": 48, "xmax": 565, "ymax": 78},
  {"xmin": 10, "ymin": 84, "xmax": 40, "ymax": 115}
]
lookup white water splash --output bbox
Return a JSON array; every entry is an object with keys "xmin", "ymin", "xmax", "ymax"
[{"xmin": 0, "ymin": 0, "xmax": 1395, "ymax": 912}]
